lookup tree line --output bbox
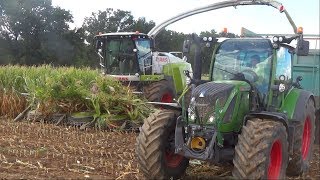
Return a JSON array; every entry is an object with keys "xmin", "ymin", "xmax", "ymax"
[{"xmin": 0, "ymin": 0, "xmax": 236, "ymax": 73}]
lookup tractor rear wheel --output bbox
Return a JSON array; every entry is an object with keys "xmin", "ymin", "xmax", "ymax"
[
  {"xmin": 315, "ymin": 109, "xmax": 319, "ymax": 144},
  {"xmin": 233, "ymin": 119, "xmax": 288, "ymax": 179},
  {"xmin": 135, "ymin": 110, "xmax": 189, "ymax": 179},
  {"xmin": 287, "ymin": 98, "xmax": 315, "ymax": 176},
  {"xmin": 143, "ymin": 80, "xmax": 174, "ymax": 103}
]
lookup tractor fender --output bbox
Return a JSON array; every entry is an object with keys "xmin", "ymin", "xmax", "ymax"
[
  {"xmin": 281, "ymin": 89, "xmax": 315, "ymax": 120},
  {"xmin": 163, "ymin": 75, "xmax": 176, "ymax": 95},
  {"xmin": 292, "ymin": 90, "xmax": 315, "ymax": 122},
  {"xmin": 244, "ymin": 112, "xmax": 295, "ymax": 153},
  {"xmin": 288, "ymin": 90, "xmax": 315, "ymax": 153},
  {"xmin": 244, "ymin": 111, "xmax": 289, "ymax": 132},
  {"xmin": 163, "ymin": 63, "xmax": 192, "ymax": 95}
]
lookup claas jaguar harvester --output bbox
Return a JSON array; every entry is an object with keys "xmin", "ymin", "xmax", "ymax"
[
  {"xmin": 136, "ymin": 0, "xmax": 319, "ymax": 179},
  {"xmin": 94, "ymin": 31, "xmax": 192, "ymax": 103}
]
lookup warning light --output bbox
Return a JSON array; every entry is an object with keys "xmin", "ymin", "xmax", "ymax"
[
  {"xmin": 279, "ymin": 5, "xmax": 285, "ymax": 12},
  {"xmin": 223, "ymin": 28, "xmax": 228, "ymax": 33},
  {"xmin": 297, "ymin": 27, "xmax": 303, "ymax": 34}
]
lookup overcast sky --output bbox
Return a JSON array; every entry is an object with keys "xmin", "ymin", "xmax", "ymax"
[{"xmin": 52, "ymin": 0, "xmax": 319, "ymax": 36}]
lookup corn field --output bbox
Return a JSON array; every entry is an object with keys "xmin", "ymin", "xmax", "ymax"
[
  {"xmin": 0, "ymin": 65, "xmax": 152, "ymax": 128},
  {"xmin": 1, "ymin": 66, "xmax": 319, "ymax": 179},
  {"xmin": 0, "ymin": 119, "xmax": 142, "ymax": 179}
]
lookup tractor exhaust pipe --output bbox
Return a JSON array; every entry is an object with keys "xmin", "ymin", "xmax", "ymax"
[{"xmin": 193, "ymin": 34, "xmax": 202, "ymax": 81}]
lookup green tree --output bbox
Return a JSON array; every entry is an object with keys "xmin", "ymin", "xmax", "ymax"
[
  {"xmin": 155, "ymin": 30, "xmax": 186, "ymax": 52},
  {"xmin": 0, "ymin": 0, "xmax": 75, "ymax": 65},
  {"xmin": 132, "ymin": 17, "xmax": 155, "ymax": 33},
  {"xmin": 82, "ymin": 8, "xmax": 134, "ymax": 41}
]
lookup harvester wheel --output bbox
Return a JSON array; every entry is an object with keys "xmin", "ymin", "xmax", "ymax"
[
  {"xmin": 143, "ymin": 80, "xmax": 174, "ymax": 103},
  {"xmin": 233, "ymin": 119, "xmax": 288, "ymax": 179},
  {"xmin": 136, "ymin": 110, "xmax": 189, "ymax": 179},
  {"xmin": 287, "ymin": 98, "xmax": 315, "ymax": 176}
]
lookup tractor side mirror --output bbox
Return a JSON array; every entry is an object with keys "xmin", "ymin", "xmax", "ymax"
[
  {"xmin": 293, "ymin": 75, "xmax": 303, "ymax": 88},
  {"xmin": 296, "ymin": 38, "xmax": 309, "ymax": 56},
  {"xmin": 296, "ymin": 76, "xmax": 303, "ymax": 82},
  {"xmin": 183, "ymin": 40, "xmax": 191, "ymax": 54}
]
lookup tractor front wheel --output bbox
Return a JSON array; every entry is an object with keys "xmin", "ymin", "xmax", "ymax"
[
  {"xmin": 287, "ymin": 98, "xmax": 315, "ymax": 176},
  {"xmin": 233, "ymin": 119, "xmax": 288, "ymax": 179},
  {"xmin": 136, "ymin": 110, "xmax": 189, "ymax": 179}
]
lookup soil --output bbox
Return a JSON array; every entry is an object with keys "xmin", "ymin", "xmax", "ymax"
[{"xmin": 0, "ymin": 119, "xmax": 319, "ymax": 179}]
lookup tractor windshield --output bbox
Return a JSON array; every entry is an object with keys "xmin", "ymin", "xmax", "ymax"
[
  {"xmin": 105, "ymin": 38, "xmax": 138, "ymax": 75},
  {"xmin": 212, "ymin": 39, "xmax": 273, "ymax": 97}
]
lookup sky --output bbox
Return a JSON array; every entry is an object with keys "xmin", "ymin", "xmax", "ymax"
[{"xmin": 52, "ymin": 0, "xmax": 319, "ymax": 41}]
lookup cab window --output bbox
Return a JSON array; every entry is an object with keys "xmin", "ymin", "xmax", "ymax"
[{"xmin": 275, "ymin": 47, "xmax": 292, "ymax": 80}]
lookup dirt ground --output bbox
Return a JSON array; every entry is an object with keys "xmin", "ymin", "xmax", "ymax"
[{"xmin": 0, "ymin": 119, "xmax": 319, "ymax": 179}]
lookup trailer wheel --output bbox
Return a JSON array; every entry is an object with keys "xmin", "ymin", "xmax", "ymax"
[
  {"xmin": 287, "ymin": 98, "xmax": 315, "ymax": 176},
  {"xmin": 143, "ymin": 80, "xmax": 174, "ymax": 103},
  {"xmin": 233, "ymin": 119, "xmax": 288, "ymax": 179},
  {"xmin": 136, "ymin": 110, "xmax": 189, "ymax": 179}
]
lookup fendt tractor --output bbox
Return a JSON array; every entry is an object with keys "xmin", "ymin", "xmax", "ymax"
[
  {"xmin": 94, "ymin": 32, "xmax": 192, "ymax": 103},
  {"xmin": 136, "ymin": 0, "xmax": 319, "ymax": 179}
]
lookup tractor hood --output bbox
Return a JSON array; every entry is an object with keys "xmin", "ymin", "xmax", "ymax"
[
  {"xmin": 188, "ymin": 80, "xmax": 250, "ymax": 125},
  {"xmin": 190, "ymin": 82, "xmax": 234, "ymax": 120}
]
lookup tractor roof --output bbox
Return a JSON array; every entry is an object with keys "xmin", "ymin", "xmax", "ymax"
[{"xmin": 96, "ymin": 32, "xmax": 148, "ymax": 37}]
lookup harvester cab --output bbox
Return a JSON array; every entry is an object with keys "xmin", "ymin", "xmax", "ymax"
[
  {"xmin": 95, "ymin": 32, "xmax": 152, "ymax": 76},
  {"xmin": 94, "ymin": 32, "xmax": 193, "ymax": 103},
  {"xmin": 136, "ymin": 0, "xmax": 317, "ymax": 179}
]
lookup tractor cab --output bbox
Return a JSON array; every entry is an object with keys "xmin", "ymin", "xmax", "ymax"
[
  {"xmin": 95, "ymin": 32, "xmax": 152, "ymax": 75},
  {"xmin": 211, "ymin": 38, "xmax": 273, "ymax": 108},
  {"xmin": 210, "ymin": 35, "xmax": 309, "ymax": 111}
]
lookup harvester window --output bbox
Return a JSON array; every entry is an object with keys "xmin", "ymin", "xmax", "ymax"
[
  {"xmin": 135, "ymin": 39, "xmax": 152, "ymax": 73},
  {"xmin": 105, "ymin": 39, "xmax": 138, "ymax": 75}
]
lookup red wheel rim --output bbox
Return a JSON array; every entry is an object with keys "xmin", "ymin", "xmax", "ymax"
[
  {"xmin": 302, "ymin": 116, "xmax": 311, "ymax": 160},
  {"xmin": 268, "ymin": 140, "xmax": 282, "ymax": 179},
  {"xmin": 164, "ymin": 151, "xmax": 184, "ymax": 168},
  {"xmin": 161, "ymin": 93, "xmax": 173, "ymax": 103}
]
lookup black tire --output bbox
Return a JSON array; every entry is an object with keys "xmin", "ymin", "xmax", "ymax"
[
  {"xmin": 136, "ymin": 110, "xmax": 189, "ymax": 179},
  {"xmin": 143, "ymin": 80, "xmax": 175, "ymax": 102},
  {"xmin": 287, "ymin": 99, "xmax": 316, "ymax": 176},
  {"xmin": 315, "ymin": 109, "xmax": 320, "ymax": 144},
  {"xmin": 233, "ymin": 119, "xmax": 289, "ymax": 179}
]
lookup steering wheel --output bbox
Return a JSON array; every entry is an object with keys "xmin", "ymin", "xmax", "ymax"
[{"xmin": 241, "ymin": 69, "xmax": 259, "ymax": 82}]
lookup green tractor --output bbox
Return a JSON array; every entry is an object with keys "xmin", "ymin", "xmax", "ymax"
[
  {"xmin": 94, "ymin": 32, "xmax": 192, "ymax": 103},
  {"xmin": 136, "ymin": 0, "xmax": 318, "ymax": 179}
]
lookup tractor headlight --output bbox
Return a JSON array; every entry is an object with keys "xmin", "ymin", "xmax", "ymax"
[
  {"xmin": 279, "ymin": 83, "xmax": 286, "ymax": 92},
  {"xmin": 278, "ymin": 36, "xmax": 283, "ymax": 42},
  {"xmin": 190, "ymin": 114, "xmax": 195, "ymax": 121},
  {"xmin": 209, "ymin": 116, "xmax": 215, "ymax": 123},
  {"xmin": 273, "ymin": 36, "xmax": 278, "ymax": 42},
  {"xmin": 186, "ymin": 76, "xmax": 191, "ymax": 85}
]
